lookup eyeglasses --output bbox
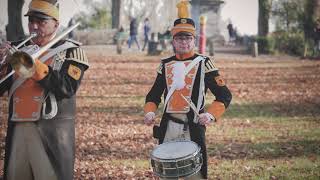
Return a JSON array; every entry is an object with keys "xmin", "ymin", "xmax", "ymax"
[{"xmin": 173, "ymin": 36, "xmax": 194, "ymax": 43}]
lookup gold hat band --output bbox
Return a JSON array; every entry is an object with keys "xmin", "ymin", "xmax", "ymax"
[{"xmin": 29, "ymin": 1, "xmax": 59, "ymax": 20}]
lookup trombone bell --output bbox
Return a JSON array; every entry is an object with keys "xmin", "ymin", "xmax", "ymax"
[{"xmin": 6, "ymin": 51, "xmax": 35, "ymax": 78}]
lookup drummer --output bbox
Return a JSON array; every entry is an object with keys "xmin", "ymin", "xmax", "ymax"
[{"xmin": 143, "ymin": 1, "xmax": 232, "ymax": 179}]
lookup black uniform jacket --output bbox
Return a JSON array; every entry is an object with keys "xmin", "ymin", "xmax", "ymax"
[
  {"xmin": 145, "ymin": 53, "xmax": 232, "ymax": 178},
  {"xmin": 0, "ymin": 39, "xmax": 89, "ymax": 180}
]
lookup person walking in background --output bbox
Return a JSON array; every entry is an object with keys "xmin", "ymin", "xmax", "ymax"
[
  {"xmin": 115, "ymin": 26, "xmax": 127, "ymax": 54},
  {"xmin": 142, "ymin": 18, "xmax": 151, "ymax": 51},
  {"xmin": 128, "ymin": 17, "xmax": 140, "ymax": 50},
  {"xmin": 0, "ymin": 0, "xmax": 89, "ymax": 179},
  {"xmin": 227, "ymin": 21, "xmax": 235, "ymax": 45}
]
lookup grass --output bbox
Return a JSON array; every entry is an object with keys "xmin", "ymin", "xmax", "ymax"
[
  {"xmin": 209, "ymin": 157, "xmax": 320, "ymax": 179},
  {"xmin": 80, "ymin": 90, "xmax": 320, "ymax": 179},
  {"xmin": 92, "ymin": 91, "xmax": 320, "ymax": 179},
  {"xmin": 95, "ymin": 96, "xmax": 320, "ymax": 179},
  {"xmin": 203, "ymin": 99, "xmax": 320, "ymax": 179}
]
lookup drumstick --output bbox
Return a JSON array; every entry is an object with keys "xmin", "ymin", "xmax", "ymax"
[{"xmin": 180, "ymin": 94, "xmax": 200, "ymax": 117}]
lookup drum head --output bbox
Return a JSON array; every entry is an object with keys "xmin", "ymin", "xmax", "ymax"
[{"xmin": 152, "ymin": 141, "xmax": 199, "ymax": 160}]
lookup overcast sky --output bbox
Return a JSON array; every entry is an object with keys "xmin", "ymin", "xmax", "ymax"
[{"xmin": 0, "ymin": 0, "xmax": 260, "ymax": 35}]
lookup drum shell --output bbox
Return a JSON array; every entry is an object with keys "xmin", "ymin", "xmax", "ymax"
[{"xmin": 150, "ymin": 141, "xmax": 203, "ymax": 178}]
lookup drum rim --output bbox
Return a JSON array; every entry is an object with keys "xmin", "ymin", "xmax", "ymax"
[
  {"xmin": 152, "ymin": 164, "xmax": 202, "ymax": 178},
  {"xmin": 150, "ymin": 140, "xmax": 203, "ymax": 178},
  {"xmin": 150, "ymin": 140, "xmax": 201, "ymax": 161},
  {"xmin": 151, "ymin": 149, "xmax": 201, "ymax": 161}
]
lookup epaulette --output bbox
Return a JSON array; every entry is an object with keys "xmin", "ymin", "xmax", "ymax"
[
  {"xmin": 66, "ymin": 47, "xmax": 89, "ymax": 68},
  {"xmin": 204, "ymin": 57, "xmax": 218, "ymax": 73}
]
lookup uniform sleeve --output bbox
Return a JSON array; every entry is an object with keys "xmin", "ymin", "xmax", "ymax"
[
  {"xmin": 36, "ymin": 47, "xmax": 89, "ymax": 99},
  {"xmin": 204, "ymin": 58, "xmax": 232, "ymax": 120},
  {"xmin": 144, "ymin": 63, "xmax": 166, "ymax": 113}
]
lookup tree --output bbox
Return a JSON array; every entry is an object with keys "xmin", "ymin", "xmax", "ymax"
[
  {"xmin": 258, "ymin": 0, "xmax": 272, "ymax": 36},
  {"xmin": 271, "ymin": 0, "xmax": 305, "ymax": 31},
  {"xmin": 301, "ymin": 0, "xmax": 319, "ymax": 57},
  {"xmin": 112, "ymin": 0, "xmax": 122, "ymax": 29},
  {"xmin": 7, "ymin": 0, "xmax": 25, "ymax": 41},
  {"xmin": 269, "ymin": 0, "xmax": 319, "ymax": 57},
  {"xmin": 75, "ymin": 1, "xmax": 112, "ymax": 30}
]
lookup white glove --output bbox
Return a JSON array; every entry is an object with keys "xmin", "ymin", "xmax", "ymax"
[
  {"xmin": 144, "ymin": 112, "xmax": 155, "ymax": 126},
  {"xmin": 198, "ymin": 112, "xmax": 215, "ymax": 126}
]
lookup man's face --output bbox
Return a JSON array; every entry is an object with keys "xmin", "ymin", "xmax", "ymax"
[
  {"xmin": 172, "ymin": 34, "xmax": 195, "ymax": 54},
  {"xmin": 28, "ymin": 16, "xmax": 59, "ymax": 46}
]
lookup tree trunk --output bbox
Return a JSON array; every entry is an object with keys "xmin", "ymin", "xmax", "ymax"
[
  {"xmin": 7, "ymin": 0, "xmax": 25, "ymax": 41},
  {"xmin": 315, "ymin": 0, "xmax": 320, "ymax": 19},
  {"xmin": 258, "ymin": 0, "xmax": 271, "ymax": 37},
  {"xmin": 111, "ymin": 0, "xmax": 121, "ymax": 29}
]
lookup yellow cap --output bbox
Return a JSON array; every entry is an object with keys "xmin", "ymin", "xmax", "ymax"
[{"xmin": 25, "ymin": 0, "xmax": 59, "ymax": 21}]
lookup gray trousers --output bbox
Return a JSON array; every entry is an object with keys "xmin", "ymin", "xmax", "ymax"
[{"xmin": 7, "ymin": 122, "xmax": 58, "ymax": 180}]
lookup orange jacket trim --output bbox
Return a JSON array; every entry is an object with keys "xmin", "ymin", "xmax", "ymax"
[
  {"xmin": 32, "ymin": 59, "xmax": 49, "ymax": 81},
  {"xmin": 144, "ymin": 102, "xmax": 157, "ymax": 113},
  {"xmin": 207, "ymin": 101, "xmax": 226, "ymax": 122}
]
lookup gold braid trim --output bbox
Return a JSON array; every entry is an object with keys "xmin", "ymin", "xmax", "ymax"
[{"xmin": 66, "ymin": 47, "xmax": 89, "ymax": 67}]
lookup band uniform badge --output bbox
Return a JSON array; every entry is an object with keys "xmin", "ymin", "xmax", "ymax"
[
  {"xmin": 215, "ymin": 76, "xmax": 225, "ymax": 86},
  {"xmin": 68, "ymin": 64, "xmax": 81, "ymax": 80}
]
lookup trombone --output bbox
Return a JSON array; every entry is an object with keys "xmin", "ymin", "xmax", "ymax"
[
  {"xmin": 0, "ymin": 33, "xmax": 37, "ymax": 84},
  {"xmin": 0, "ymin": 22, "xmax": 80, "ymax": 84},
  {"xmin": 0, "ymin": 32, "xmax": 37, "ymax": 65}
]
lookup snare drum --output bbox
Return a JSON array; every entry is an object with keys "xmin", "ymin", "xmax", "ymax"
[{"xmin": 150, "ymin": 140, "xmax": 203, "ymax": 178}]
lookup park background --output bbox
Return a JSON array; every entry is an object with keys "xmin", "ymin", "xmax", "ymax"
[{"xmin": 0, "ymin": 0, "xmax": 320, "ymax": 179}]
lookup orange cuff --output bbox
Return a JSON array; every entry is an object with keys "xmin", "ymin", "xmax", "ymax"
[
  {"xmin": 32, "ymin": 59, "xmax": 49, "ymax": 81},
  {"xmin": 207, "ymin": 101, "xmax": 226, "ymax": 121},
  {"xmin": 144, "ymin": 102, "xmax": 157, "ymax": 113}
]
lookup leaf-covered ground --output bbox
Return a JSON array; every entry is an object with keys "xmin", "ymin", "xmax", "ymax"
[{"xmin": 1, "ymin": 47, "xmax": 320, "ymax": 179}]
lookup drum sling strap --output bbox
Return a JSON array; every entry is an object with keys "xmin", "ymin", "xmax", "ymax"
[{"xmin": 8, "ymin": 42, "xmax": 77, "ymax": 119}]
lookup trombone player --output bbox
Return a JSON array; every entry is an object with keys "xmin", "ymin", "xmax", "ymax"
[{"xmin": 0, "ymin": 0, "xmax": 89, "ymax": 179}]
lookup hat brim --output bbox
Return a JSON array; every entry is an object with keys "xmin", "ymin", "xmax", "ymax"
[
  {"xmin": 171, "ymin": 22, "xmax": 196, "ymax": 37},
  {"xmin": 174, "ymin": 31, "xmax": 194, "ymax": 37},
  {"xmin": 24, "ymin": 11, "xmax": 54, "ymax": 20}
]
